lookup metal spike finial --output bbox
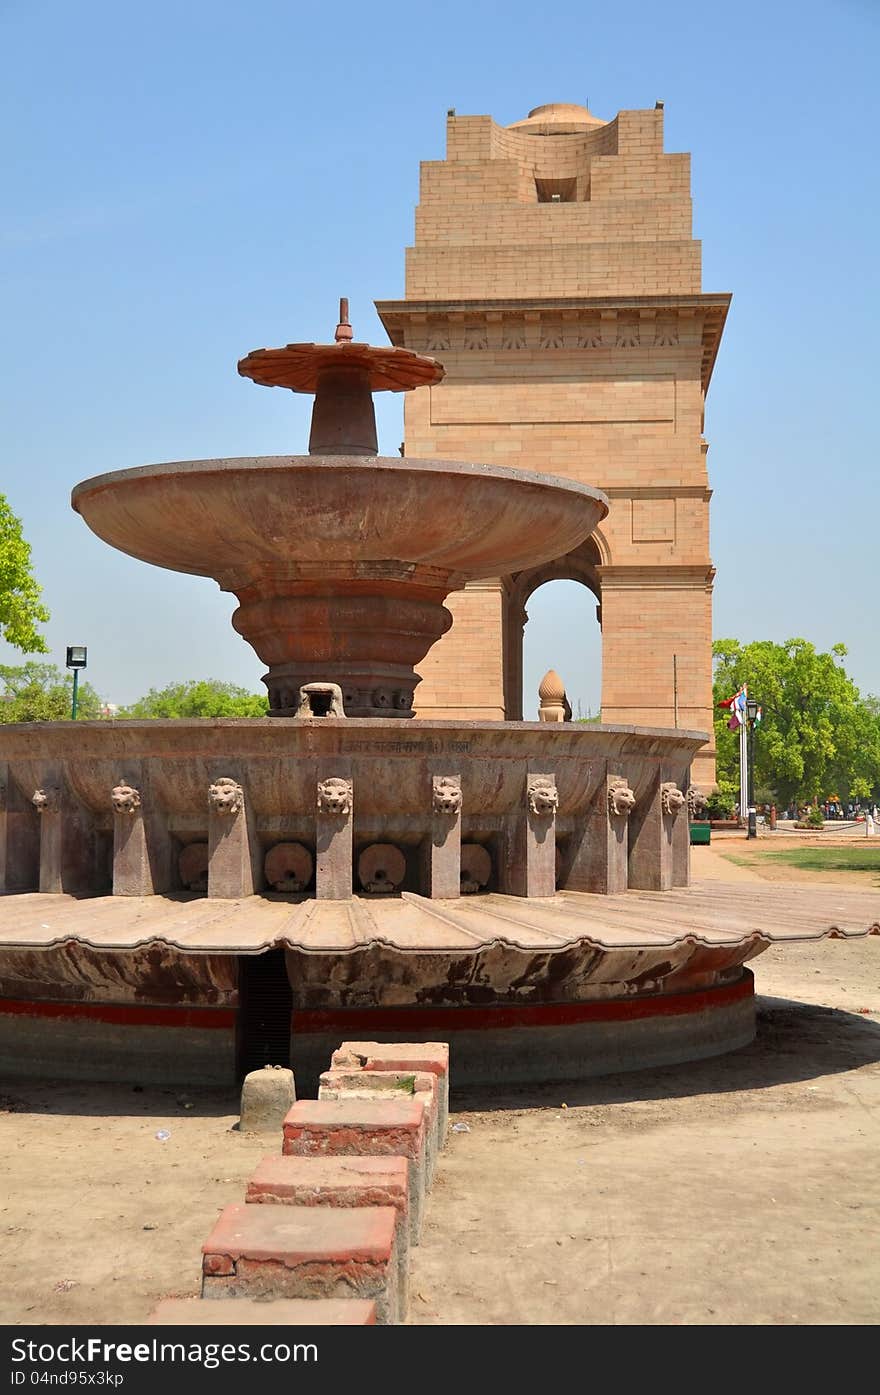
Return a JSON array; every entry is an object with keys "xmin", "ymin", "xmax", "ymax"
[{"xmin": 335, "ymin": 297, "xmax": 353, "ymax": 343}]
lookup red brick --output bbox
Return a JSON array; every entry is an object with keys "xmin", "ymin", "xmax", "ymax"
[
  {"xmin": 331, "ymin": 1041, "xmax": 450, "ymax": 1135},
  {"xmin": 200, "ymin": 1202, "xmax": 402, "ymax": 1324}
]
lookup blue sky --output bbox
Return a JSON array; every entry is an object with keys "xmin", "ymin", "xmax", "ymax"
[{"xmin": 1, "ymin": 0, "xmax": 877, "ymax": 716}]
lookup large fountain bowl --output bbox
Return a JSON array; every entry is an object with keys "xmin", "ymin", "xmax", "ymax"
[
  {"xmin": 72, "ymin": 455, "xmax": 608, "ymax": 717},
  {"xmin": 71, "ymin": 456, "xmax": 607, "ymax": 580}
]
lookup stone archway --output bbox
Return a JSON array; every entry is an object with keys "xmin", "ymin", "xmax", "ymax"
[{"xmin": 504, "ymin": 536, "xmax": 604, "ymax": 721}]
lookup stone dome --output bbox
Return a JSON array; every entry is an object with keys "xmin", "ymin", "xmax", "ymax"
[{"xmin": 508, "ymin": 103, "xmax": 606, "ymax": 132}]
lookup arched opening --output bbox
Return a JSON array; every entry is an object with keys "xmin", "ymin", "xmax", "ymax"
[{"xmin": 504, "ymin": 537, "xmax": 603, "ymax": 721}]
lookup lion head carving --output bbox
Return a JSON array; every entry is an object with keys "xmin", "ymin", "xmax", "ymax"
[
  {"xmin": 208, "ymin": 777, "xmax": 244, "ymax": 816},
  {"xmin": 528, "ymin": 776, "xmax": 559, "ymax": 818},
  {"xmin": 432, "ymin": 775, "xmax": 462, "ymax": 817},
  {"xmin": 32, "ymin": 788, "xmax": 60, "ymax": 815},
  {"xmin": 111, "ymin": 782, "xmax": 141, "ymax": 815},
  {"xmin": 687, "ymin": 785, "xmax": 707, "ymax": 817},
  {"xmin": 317, "ymin": 776, "xmax": 353, "ymax": 816},
  {"xmin": 608, "ymin": 778, "xmax": 636, "ymax": 818},
  {"xmin": 660, "ymin": 782, "xmax": 686, "ymax": 816}
]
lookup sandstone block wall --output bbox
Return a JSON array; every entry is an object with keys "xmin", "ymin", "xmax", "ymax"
[{"xmin": 378, "ymin": 101, "xmax": 730, "ymax": 786}]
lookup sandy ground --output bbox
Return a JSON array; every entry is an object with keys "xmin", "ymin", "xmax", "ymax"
[{"xmin": 2, "ymin": 857, "xmax": 879, "ymax": 1326}]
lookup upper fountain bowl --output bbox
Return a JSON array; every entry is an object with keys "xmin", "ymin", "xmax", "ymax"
[{"xmin": 71, "ymin": 454, "xmax": 607, "ymax": 582}]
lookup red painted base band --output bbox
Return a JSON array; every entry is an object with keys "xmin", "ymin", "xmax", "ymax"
[
  {"xmin": 292, "ymin": 972, "xmax": 754, "ymax": 1035},
  {"xmin": 0, "ymin": 998, "xmax": 236, "ymax": 1030},
  {"xmin": 0, "ymin": 973, "xmax": 753, "ymax": 1036}
]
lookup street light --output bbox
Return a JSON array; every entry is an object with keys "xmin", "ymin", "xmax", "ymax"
[
  {"xmin": 745, "ymin": 696, "xmax": 759, "ymax": 840},
  {"xmin": 66, "ymin": 646, "xmax": 87, "ymax": 720}
]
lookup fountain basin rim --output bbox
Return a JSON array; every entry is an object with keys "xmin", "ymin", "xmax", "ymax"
[
  {"xmin": 0, "ymin": 717, "xmax": 708, "ymax": 747},
  {"xmin": 71, "ymin": 454, "xmax": 609, "ymax": 511}
]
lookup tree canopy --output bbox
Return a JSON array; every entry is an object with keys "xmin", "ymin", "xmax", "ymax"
[
  {"xmin": 118, "ymin": 679, "xmax": 269, "ymax": 719},
  {"xmin": 0, "ymin": 495, "xmax": 49, "ymax": 653},
  {"xmin": 713, "ymin": 638, "xmax": 880, "ymax": 806},
  {"xmin": 0, "ymin": 662, "xmax": 102, "ymax": 723}
]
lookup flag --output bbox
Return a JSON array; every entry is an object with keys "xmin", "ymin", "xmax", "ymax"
[
  {"xmin": 755, "ymin": 706, "xmax": 762, "ymax": 726},
  {"xmin": 720, "ymin": 684, "xmax": 748, "ymax": 730}
]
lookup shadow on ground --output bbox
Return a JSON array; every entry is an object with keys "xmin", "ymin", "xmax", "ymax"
[
  {"xmin": 2, "ymin": 998, "xmax": 878, "ymax": 1121},
  {"xmin": 450, "ymin": 997, "xmax": 880, "ymax": 1113},
  {"xmin": 0, "ymin": 1081, "xmax": 239, "ymax": 1119}
]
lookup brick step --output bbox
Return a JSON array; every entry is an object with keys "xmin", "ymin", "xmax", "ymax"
[
  {"xmin": 318, "ymin": 1068, "xmax": 439, "ymax": 1185},
  {"xmin": 282, "ymin": 1098, "xmax": 426, "ymax": 1243},
  {"xmin": 246, "ymin": 1154, "xmax": 410, "ymax": 1306},
  {"xmin": 201, "ymin": 1202, "xmax": 402, "ymax": 1325},
  {"xmin": 148, "ymin": 1296, "xmax": 376, "ymax": 1324},
  {"xmin": 330, "ymin": 1041, "xmax": 450, "ymax": 1137}
]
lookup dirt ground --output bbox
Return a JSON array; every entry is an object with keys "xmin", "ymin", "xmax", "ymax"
[{"xmin": 2, "ymin": 858, "xmax": 878, "ymax": 1326}]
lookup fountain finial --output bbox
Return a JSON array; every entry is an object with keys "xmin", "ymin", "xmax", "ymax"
[{"xmin": 335, "ymin": 298, "xmax": 353, "ymax": 344}]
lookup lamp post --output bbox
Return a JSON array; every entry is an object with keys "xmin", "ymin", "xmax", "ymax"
[
  {"xmin": 66, "ymin": 646, "xmax": 88, "ymax": 720},
  {"xmin": 745, "ymin": 696, "xmax": 759, "ymax": 840}
]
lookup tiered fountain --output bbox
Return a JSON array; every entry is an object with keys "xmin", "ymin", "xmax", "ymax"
[{"xmin": 0, "ymin": 301, "xmax": 810, "ymax": 1086}]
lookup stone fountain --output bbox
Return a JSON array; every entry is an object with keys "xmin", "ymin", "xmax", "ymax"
[
  {"xmin": 73, "ymin": 301, "xmax": 606, "ymax": 720},
  {"xmin": 1, "ymin": 302, "xmax": 875, "ymax": 1088}
]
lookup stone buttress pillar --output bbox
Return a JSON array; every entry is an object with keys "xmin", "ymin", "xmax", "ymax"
[
  {"xmin": 423, "ymin": 774, "xmax": 462, "ymax": 898},
  {"xmin": 111, "ymin": 768, "xmax": 173, "ymax": 896},
  {"xmin": 499, "ymin": 771, "xmax": 558, "ymax": 898},
  {"xmin": 207, "ymin": 776, "xmax": 262, "ymax": 899},
  {"xmin": 316, "ymin": 768, "xmax": 353, "ymax": 901}
]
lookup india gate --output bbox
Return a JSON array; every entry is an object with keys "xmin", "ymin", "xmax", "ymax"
[{"xmin": 377, "ymin": 100, "xmax": 729, "ymax": 787}]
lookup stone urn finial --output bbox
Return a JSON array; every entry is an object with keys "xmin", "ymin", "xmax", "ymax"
[
  {"xmin": 538, "ymin": 669, "xmax": 571, "ymax": 723},
  {"xmin": 539, "ymin": 669, "xmax": 565, "ymax": 703}
]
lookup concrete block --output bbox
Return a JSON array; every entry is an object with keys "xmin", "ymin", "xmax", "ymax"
[
  {"xmin": 201, "ymin": 1202, "xmax": 402, "ymax": 1323},
  {"xmin": 148, "ymin": 1296, "xmax": 376, "ymax": 1324},
  {"xmin": 331, "ymin": 1040, "xmax": 450, "ymax": 1138},
  {"xmin": 246, "ymin": 1153, "xmax": 409, "ymax": 1305},
  {"xmin": 318, "ymin": 1068, "xmax": 439, "ymax": 1186},
  {"xmin": 282, "ymin": 1097, "xmax": 426, "ymax": 1244},
  {"xmin": 240, "ymin": 1065, "xmax": 296, "ymax": 1133}
]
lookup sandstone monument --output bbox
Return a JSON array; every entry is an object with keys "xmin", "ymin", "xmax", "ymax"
[{"xmin": 377, "ymin": 101, "xmax": 727, "ymax": 787}]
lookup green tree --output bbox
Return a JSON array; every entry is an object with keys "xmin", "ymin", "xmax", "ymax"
[
  {"xmin": 0, "ymin": 662, "xmax": 103, "ymax": 722},
  {"xmin": 0, "ymin": 495, "xmax": 49, "ymax": 653},
  {"xmin": 118, "ymin": 679, "xmax": 268, "ymax": 719},
  {"xmin": 713, "ymin": 639, "xmax": 880, "ymax": 806}
]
